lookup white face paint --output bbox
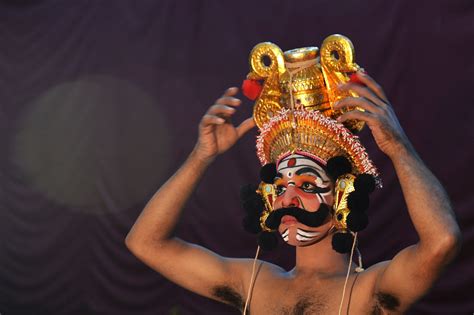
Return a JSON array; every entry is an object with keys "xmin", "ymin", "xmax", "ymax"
[
  {"xmin": 275, "ymin": 153, "xmax": 333, "ymax": 204},
  {"xmin": 282, "ymin": 229, "xmax": 289, "ymax": 242},
  {"xmin": 275, "ymin": 153, "xmax": 334, "ymax": 247},
  {"xmin": 281, "ymin": 228, "xmax": 324, "ymax": 244},
  {"xmin": 295, "ymin": 228, "xmax": 321, "ymax": 242},
  {"xmin": 277, "ymin": 154, "xmax": 330, "ymax": 181}
]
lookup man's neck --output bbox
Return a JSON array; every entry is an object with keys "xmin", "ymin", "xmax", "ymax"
[{"xmin": 293, "ymin": 235, "xmax": 352, "ymax": 277}]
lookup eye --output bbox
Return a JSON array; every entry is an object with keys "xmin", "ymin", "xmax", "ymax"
[
  {"xmin": 301, "ymin": 182, "xmax": 318, "ymax": 193},
  {"xmin": 275, "ymin": 185, "xmax": 287, "ymax": 196}
]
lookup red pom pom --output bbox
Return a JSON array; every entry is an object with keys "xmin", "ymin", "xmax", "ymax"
[
  {"xmin": 349, "ymin": 73, "xmax": 365, "ymax": 85},
  {"xmin": 242, "ymin": 79, "xmax": 263, "ymax": 100}
]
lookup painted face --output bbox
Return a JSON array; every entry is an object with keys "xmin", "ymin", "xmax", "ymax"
[{"xmin": 273, "ymin": 154, "xmax": 334, "ymax": 246}]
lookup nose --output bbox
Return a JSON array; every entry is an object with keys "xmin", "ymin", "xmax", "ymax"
[{"xmin": 281, "ymin": 186, "xmax": 300, "ymax": 208}]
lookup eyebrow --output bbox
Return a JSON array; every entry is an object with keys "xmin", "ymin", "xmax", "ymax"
[{"xmin": 295, "ymin": 167, "xmax": 322, "ymax": 178}]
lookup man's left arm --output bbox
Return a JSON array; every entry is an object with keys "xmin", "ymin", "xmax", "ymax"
[{"xmin": 335, "ymin": 72, "xmax": 462, "ymax": 312}]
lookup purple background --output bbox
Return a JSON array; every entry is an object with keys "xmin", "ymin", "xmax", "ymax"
[{"xmin": 0, "ymin": 0, "xmax": 473, "ymax": 314}]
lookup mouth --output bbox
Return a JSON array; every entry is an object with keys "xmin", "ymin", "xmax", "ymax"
[
  {"xmin": 281, "ymin": 215, "xmax": 298, "ymax": 225},
  {"xmin": 280, "ymin": 227, "xmax": 321, "ymax": 243}
]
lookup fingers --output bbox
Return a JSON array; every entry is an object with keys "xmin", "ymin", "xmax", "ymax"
[
  {"xmin": 351, "ymin": 71, "xmax": 388, "ymax": 102},
  {"xmin": 207, "ymin": 104, "xmax": 236, "ymax": 117},
  {"xmin": 336, "ymin": 72, "xmax": 391, "ymax": 118},
  {"xmin": 236, "ymin": 117, "xmax": 256, "ymax": 138},
  {"xmin": 200, "ymin": 114, "xmax": 225, "ymax": 128},
  {"xmin": 211, "ymin": 88, "xmax": 241, "ymax": 117},
  {"xmin": 338, "ymin": 82, "xmax": 387, "ymax": 108},
  {"xmin": 200, "ymin": 87, "xmax": 255, "ymax": 138},
  {"xmin": 337, "ymin": 109, "xmax": 376, "ymax": 124},
  {"xmin": 334, "ymin": 96, "xmax": 382, "ymax": 115},
  {"xmin": 217, "ymin": 87, "xmax": 241, "ymax": 106},
  {"xmin": 200, "ymin": 106, "xmax": 232, "ymax": 131},
  {"xmin": 223, "ymin": 87, "xmax": 239, "ymax": 97},
  {"xmin": 205, "ymin": 88, "xmax": 242, "ymax": 121},
  {"xmin": 215, "ymin": 96, "xmax": 241, "ymax": 107}
]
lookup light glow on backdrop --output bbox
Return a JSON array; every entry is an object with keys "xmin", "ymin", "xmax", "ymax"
[{"xmin": 13, "ymin": 75, "xmax": 171, "ymax": 212}]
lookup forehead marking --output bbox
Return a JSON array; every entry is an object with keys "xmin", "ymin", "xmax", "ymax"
[
  {"xmin": 288, "ymin": 158, "xmax": 297, "ymax": 167},
  {"xmin": 278, "ymin": 155, "xmax": 326, "ymax": 173}
]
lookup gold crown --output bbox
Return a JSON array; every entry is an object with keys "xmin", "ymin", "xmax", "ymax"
[
  {"xmin": 248, "ymin": 34, "xmax": 364, "ymax": 132},
  {"xmin": 247, "ymin": 34, "xmax": 380, "ymax": 183}
]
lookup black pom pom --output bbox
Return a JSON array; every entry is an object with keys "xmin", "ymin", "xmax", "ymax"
[
  {"xmin": 332, "ymin": 231, "xmax": 354, "ymax": 253},
  {"xmin": 326, "ymin": 156, "xmax": 352, "ymax": 180},
  {"xmin": 241, "ymin": 195, "xmax": 264, "ymax": 215},
  {"xmin": 354, "ymin": 174, "xmax": 376, "ymax": 194},
  {"xmin": 347, "ymin": 191, "xmax": 369, "ymax": 212},
  {"xmin": 346, "ymin": 211, "xmax": 369, "ymax": 232},
  {"xmin": 258, "ymin": 231, "xmax": 278, "ymax": 250},
  {"xmin": 260, "ymin": 163, "xmax": 277, "ymax": 184},
  {"xmin": 242, "ymin": 215, "xmax": 262, "ymax": 234},
  {"xmin": 240, "ymin": 184, "xmax": 259, "ymax": 201}
]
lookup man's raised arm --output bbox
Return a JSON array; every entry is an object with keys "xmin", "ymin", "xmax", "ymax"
[
  {"xmin": 336, "ymin": 72, "xmax": 462, "ymax": 313},
  {"xmin": 125, "ymin": 87, "xmax": 255, "ymax": 304}
]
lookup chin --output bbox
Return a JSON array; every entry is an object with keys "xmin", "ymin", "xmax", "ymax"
[
  {"xmin": 285, "ymin": 236, "xmax": 324, "ymax": 247},
  {"xmin": 279, "ymin": 224, "xmax": 328, "ymax": 247}
]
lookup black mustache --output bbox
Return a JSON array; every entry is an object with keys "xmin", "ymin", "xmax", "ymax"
[{"xmin": 265, "ymin": 204, "xmax": 330, "ymax": 229}]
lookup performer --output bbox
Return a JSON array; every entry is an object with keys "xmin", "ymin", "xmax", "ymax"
[{"xmin": 126, "ymin": 35, "xmax": 460, "ymax": 314}]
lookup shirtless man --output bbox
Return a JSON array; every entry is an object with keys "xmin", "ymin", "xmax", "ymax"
[{"xmin": 125, "ymin": 71, "xmax": 461, "ymax": 314}]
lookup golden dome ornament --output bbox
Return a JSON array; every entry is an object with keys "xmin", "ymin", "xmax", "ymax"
[{"xmin": 246, "ymin": 34, "xmax": 366, "ymax": 132}]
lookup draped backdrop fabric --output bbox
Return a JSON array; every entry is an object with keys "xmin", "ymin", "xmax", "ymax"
[{"xmin": 0, "ymin": 0, "xmax": 473, "ymax": 314}]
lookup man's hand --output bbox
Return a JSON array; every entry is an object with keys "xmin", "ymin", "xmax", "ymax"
[
  {"xmin": 194, "ymin": 87, "xmax": 255, "ymax": 163},
  {"xmin": 334, "ymin": 71, "xmax": 410, "ymax": 159}
]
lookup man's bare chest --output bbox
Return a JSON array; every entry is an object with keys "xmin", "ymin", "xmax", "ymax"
[
  {"xmin": 249, "ymin": 279, "xmax": 346, "ymax": 315},
  {"xmin": 270, "ymin": 295, "xmax": 330, "ymax": 315},
  {"xmin": 246, "ymin": 279, "xmax": 400, "ymax": 315}
]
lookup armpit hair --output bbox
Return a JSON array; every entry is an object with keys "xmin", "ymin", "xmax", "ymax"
[
  {"xmin": 371, "ymin": 292, "xmax": 400, "ymax": 314},
  {"xmin": 212, "ymin": 285, "xmax": 245, "ymax": 311}
]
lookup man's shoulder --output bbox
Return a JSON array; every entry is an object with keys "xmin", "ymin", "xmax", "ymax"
[
  {"xmin": 225, "ymin": 256, "xmax": 288, "ymax": 277},
  {"xmin": 354, "ymin": 260, "xmax": 391, "ymax": 290},
  {"xmin": 360, "ymin": 260, "xmax": 390, "ymax": 276}
]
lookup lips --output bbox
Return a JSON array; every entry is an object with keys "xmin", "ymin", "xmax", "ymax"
[
  {"xmin": 266, "ymin": 205, "xmax": 330, "ymax": 229},
  {"xmin": 281, "ymin": 215, "xmax": 298, "ymax": 224}
]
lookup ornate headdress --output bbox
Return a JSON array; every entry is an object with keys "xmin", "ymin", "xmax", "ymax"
[{"xmin": 240, "ymin": 34, "xmax": 380, "ymax": 253}]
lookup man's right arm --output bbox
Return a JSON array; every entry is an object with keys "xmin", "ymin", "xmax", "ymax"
[{"xmin": 125, "ymin": 87, "xmax": 255, "ymax": 304}]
